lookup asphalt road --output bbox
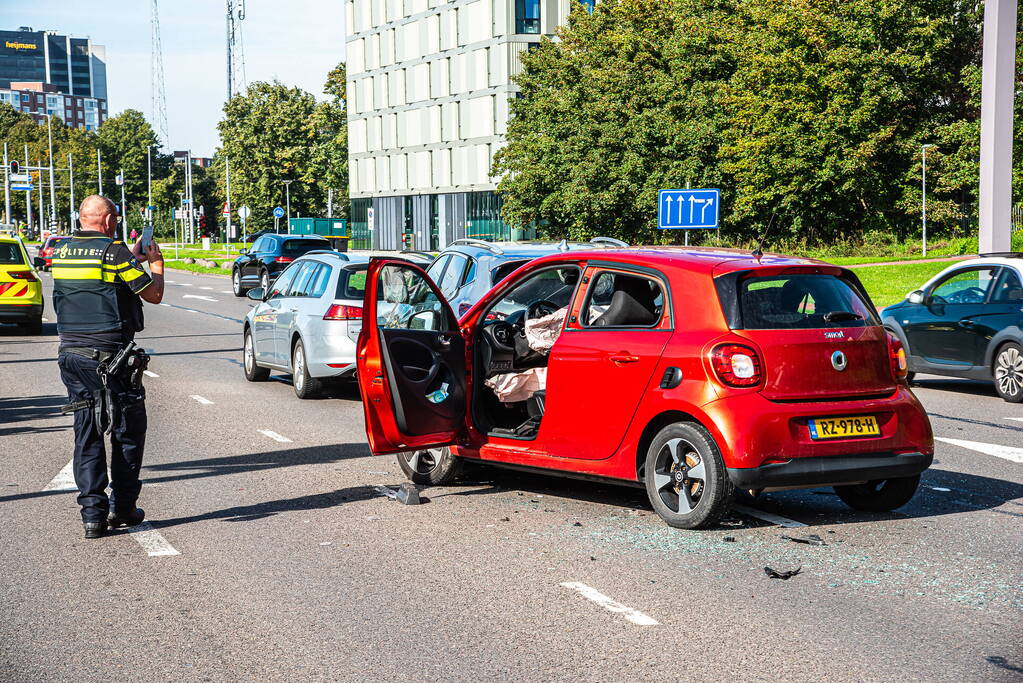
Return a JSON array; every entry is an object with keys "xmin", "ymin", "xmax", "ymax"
[{"xmin": 1, "ymin": 267, "xmax": 1020, "ymax": 682}]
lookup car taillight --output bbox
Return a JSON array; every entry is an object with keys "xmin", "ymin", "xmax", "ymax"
[
  {"xmin": 324, "ymin": 304, "xmax": 362, "ymax": 321},
  {"xmin": 887, "ymin": 332, "xmax": 908, "ymax": 381},
  {"xmin": 711, "ymin": 343, "xmax": 762, "ymax": 387},
  {"xmin": 274, "ymin": 257, "xmax": 294, "ymax": 263},
  {"xmin": 8, "ymin": 271, "xmax": 38, "ymax": 282}
]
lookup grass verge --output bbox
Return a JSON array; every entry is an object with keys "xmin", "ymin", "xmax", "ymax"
[
  {"xmin": 164, "ymin": 260, "xmax": 231, "ymax": 276},
  {"xmin": 855, "ymin": 261, "xmax": 955, "ymax": 308}
]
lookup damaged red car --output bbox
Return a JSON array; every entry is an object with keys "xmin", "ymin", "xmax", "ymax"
[{"xmin": 356, "ymin": 248, "xmax": 934, "ymax": 529}]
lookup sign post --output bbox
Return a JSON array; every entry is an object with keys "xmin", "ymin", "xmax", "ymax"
[
  {"xmin": 273, "ymin": 206, "xmax": 285, "ymax": 234},
  {"xmin": 238, "ymin": 205, "xmax": 250, "ymax": 243}
]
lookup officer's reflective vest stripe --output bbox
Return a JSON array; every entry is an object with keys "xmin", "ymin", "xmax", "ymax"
[{"xmin": 52, "ymin": 236, "xmax": 135, "ymax": 334}]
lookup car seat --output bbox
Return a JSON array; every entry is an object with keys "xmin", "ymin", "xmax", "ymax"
[{"xmin": 592, "ymin": 276, "xmax": 659, "ymax": 327}]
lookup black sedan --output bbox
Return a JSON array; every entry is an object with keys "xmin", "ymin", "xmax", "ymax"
[
  {"xmin": 231, "ymin": 234, "xmax": 331, "ymax": 296},
  {"xmin": 881, "ymin": 255, "xmax": 1023, "ymax": 402}
]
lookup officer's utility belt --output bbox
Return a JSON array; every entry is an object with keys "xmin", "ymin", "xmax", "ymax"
[{"xmin": 61, "ymin": 342, "xmax": 150, "ymax": 434}]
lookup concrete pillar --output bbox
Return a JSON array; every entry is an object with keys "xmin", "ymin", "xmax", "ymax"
[{"xmin": 978, "ymin": 0, "xmax": 1017, "ymax": 254}]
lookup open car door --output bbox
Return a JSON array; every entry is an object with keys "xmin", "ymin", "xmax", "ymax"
[{"xmin": 357, "ymin": 258, "xmax": 468, "ymax": 455}]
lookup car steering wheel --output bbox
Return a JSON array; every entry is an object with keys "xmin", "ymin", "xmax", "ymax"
[
  {"xmin": 526, "ymin": 299, "xmax": 559, "ymax": 320},
  {"xmin": 946, "ymin": 286, "xmax": 986, "ymax": 304}
]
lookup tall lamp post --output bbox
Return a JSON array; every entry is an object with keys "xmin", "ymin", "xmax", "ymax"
[
  {"xmin": 922, "ymin": 144, "xmax": 934, "ymax": 257},
  {"xmin": 281, "ymin": 179, "xmax": 293, "ymax": 233}
]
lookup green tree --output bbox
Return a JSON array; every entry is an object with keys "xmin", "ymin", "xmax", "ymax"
[
  {"xmin": 215, "ymin": 81, "xmax": 323, "ymax": 230},
  {"xmin": 96, "ymin": 109, "xmax": 161, "ymax": 209},
  {"xmin": 311, "ymin": 62, "xmax": 349, "ymax": 219}
]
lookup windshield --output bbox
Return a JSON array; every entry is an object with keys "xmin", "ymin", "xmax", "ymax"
[
  {"xmin": 739, "ymin": 274, "xmax": 877, "ymax": 329},
  {"xmin": 281, "ymin": 239, "xmax": 329, "ymax": 257}
]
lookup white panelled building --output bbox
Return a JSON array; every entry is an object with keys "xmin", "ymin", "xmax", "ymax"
[{"xmin": 345, "ymin": 0, "xmax": 592, "ymax": 250}]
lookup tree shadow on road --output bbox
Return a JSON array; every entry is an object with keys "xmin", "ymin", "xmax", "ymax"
[
  {"xmin": 0, "ymin": 394, "xmax": 68, "ymax": 435},
  {"xmin": 912, "ymin": 377, "xmax": 999, "ymax": 399}
]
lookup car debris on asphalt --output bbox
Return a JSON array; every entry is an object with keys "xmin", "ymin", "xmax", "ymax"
[{"xmin": 764, "ymin": 566, "xmax": 802, "ymax": 580}]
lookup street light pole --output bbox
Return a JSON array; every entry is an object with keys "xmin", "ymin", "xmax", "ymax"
[
  {"xmin": 282, "ymin": 179, "xmax": 293, "ymax": 233},
  {"xmin": 147, "ymin": 145, "xmax": 154, "ymax": 225},
  {"xmin": 46, "ymin": 115, "xmax": 57, "ymax": 231},
  {"xmin": 24, "ymin": 144, "xmax": 32, "ymax": 235},
  {"xmin": 3, "ymin": 142, "xmax": 9, "ymax": 226},
  {"xmin": 119, "ymin": 168, "xmax": 127, "ymax": 242},
  {"xmin": 68, "ymin": 152, "xmax": 75, "ymax": 227},
  {"xmin": 97, "ymin": 147, "xmax": 103, "ymax": 195},
  {"xmin": 225, "ymin": 156, "xmax": 232, "ymax": 245},
  {"xmin": 922, "ymin": 144, "xmax": 934, "ymax": 258}
]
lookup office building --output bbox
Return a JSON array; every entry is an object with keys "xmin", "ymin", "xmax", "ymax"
[{"xmin": 345, "ymin": 0, "xmax": 590, "ymax": 250}]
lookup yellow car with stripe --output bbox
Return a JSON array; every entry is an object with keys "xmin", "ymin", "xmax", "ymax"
[{"xmin": 0, "ymin": 235, "xmax": 43, "ymax": 334}]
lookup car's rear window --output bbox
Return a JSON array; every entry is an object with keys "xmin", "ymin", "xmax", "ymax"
[
  {"xmin": 739, "ymin": 274, "xmax": 877, "ymax": 329},
  {"xmin": 281, "ymin": 239, "xmax": 329, "ymax": 257},
  {"xmin": 0, "ymin": 242, "xmax": 24, "ymax": 264}
]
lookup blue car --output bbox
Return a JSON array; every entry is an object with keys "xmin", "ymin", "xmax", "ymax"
[
  {"xmin": 880, "ymin": 255, "xmax": 1023, "ymax": 402},
  {"xmin": 425, "ymin": 238, "xmax": 628, "ymax": 318}
]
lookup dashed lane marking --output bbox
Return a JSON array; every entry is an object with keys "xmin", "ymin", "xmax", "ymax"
[
  {"xmin": 199, "ymin": 286, "xmax": 213, "ymax": 290},
  {"xmin": 182, "ymin": 294, "xmax": 218, "ymax": 302},
  {"xmin": 143, "ymin": 370, "xmax": 159, "ymax": 378},
  {"xmin": 732, "ymin": 504, "xmax": 807, "ymax": 528},
  {"xmin": 258, "ymin": 429, "xmax": 292, "ymax": 443},
  {"xmin": 560, "ymin": 582, "xmax": 659, "ymax": 626},
  {"xmin": 936, "ymin": 437, "xmax": 1023, "ymax": 464},
  {"xmin": 159, "ymin": 303, "xmax": 171, "ymax": 307},
  {"xmin": 219, "ymin": 290, "xmax": 233, "ymax": 294},
  {"xmin": 190, "ymin": 395, "xmax": 214, "ymax": 405},
  {"xmin": 1006, "ymin": 417, "xmax": 1023, "ymax": 423},
  {"xmin": 128, "ymin": 522, "xmax": 180, "ymax": 557},
  {"xmin": 41, "ymin": 458, "xmax": 76, "ymax": 492}
]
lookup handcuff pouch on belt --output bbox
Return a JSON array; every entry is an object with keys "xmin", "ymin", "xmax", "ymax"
[{"xmin": 61, "ymin": 342, "xmax": 150, "ymax": 434}]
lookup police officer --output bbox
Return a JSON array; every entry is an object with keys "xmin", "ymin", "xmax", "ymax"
[{"xmin": 52, "ymin": 195, "xmax": 165, "ymax": 539}]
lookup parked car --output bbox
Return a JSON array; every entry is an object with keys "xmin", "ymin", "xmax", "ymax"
[
  {"xmin": 242, "ymin": 251, "xmax": 371, "ymax": 398},
  {"xmin": 881, "ymin": 254, "xmax": 1023, "ymax": 402},
  {"xmin": 0, "ymin": 235, "xmax": 43, "ymax": 334},
  {"xmin": 242, "ymin": 229, "xmax": 276, "ymax": 244},
  {"xmin": 231, "ymin": 234, "xmax": 331, "ymax": 296},
  {"xmin": 37, "ymin": 235, "xmax": 70, "ymax": 271},
  {"xmin": 356, "ymin": 248, "xmax": 934, "ymax": 529},
  {"xmin": 425, "ymin": 238, "xmax": 628, "ymax": 318}
]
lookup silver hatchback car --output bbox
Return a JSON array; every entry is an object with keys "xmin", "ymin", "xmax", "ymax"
[{"xmin": 243, "ymin": 251, "xmax": 370, "ymax": 398}]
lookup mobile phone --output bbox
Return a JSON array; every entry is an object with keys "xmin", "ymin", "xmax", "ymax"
[{"xmin": 139, "ymin": 224, "xmax": 155, "ymax": 252}]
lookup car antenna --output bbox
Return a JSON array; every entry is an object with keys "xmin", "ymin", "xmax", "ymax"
[{"xmin": 751, "ymin": 212, "xmax": 777, "ymax": 261}]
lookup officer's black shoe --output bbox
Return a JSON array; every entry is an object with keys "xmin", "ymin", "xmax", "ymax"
[
  {"xmin": 84, "ymin": 521, "xmax": 107, "ymax": 539},
  {"xmin": 108, "ymin": 507, "xmax": 145, "ymax": 529}
]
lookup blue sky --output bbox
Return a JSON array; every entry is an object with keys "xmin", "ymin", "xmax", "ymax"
[{"xmin": 1, "ymin": 1, "xmax": 346, "ymax": 155}]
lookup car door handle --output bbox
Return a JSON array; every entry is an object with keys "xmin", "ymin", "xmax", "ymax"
[
  {"xmin": 609, "ymin": 354, "xmax": 640, "ymax": 364},
  {"xmin": 959, "ymin": 319, "xmax": 975, "ymax": 327}
]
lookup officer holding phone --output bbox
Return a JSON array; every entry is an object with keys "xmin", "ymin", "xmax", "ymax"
[{"xmin": 49, "ymin": 195, "xmax": 165, "ymax": 539}]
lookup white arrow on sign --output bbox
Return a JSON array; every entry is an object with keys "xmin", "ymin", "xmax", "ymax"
[{"xmin": 182, "ymin": 294, "xmax": 218, "ymax": 302}]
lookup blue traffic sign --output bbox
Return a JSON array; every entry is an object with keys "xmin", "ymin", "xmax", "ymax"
[
  {"xmin": 11, "ymin": 183, "xmax": 33, "ymax": 192},
  {"xmin": 273, "ymin": 207, "xmax": 285, "ymax": 218},
  {"xmin": 658, "ymin": 189, "xmax": 720, "ymax": 229}
]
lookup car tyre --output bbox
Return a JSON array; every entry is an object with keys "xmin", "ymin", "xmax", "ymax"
[
  {"xmin": 644, "ymin": 422, "xmax": 733, "ymax": 529},
  {"xmin": 905, "ymin": 371, "xmax": 916, "ymax": 385},
  {"xmin": 992, "ymin": 342, "xmax": 1023, "ymax": 403},
  {"xmin": 397, "ymin": 447, "xmax": 463, "ymax": 485},
  {"xmin": 834, "ymin": 475, "xmax": 920, "ymax": 512},
  {"xmin": 243, "ymin": 329, "xmax": 270, "ymax": 382},
  {"xmin": 232, "ymin": 268, "xmax": 246, "ymax": 297},
  {"xmin": 292, "ymin": 339, "xmax": 324, "ymax": 399},
  {"xmin": 260, "ymin": 269, "xmax": 271, "ymax": 293}
]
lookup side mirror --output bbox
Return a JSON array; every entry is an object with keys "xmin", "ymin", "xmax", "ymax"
[
  {"xmin": 907, "ymin": 290, "xmax": 925, "ymax": 304},
  {"xmin": 246, "ymin": 287, "xmax": 266, "ymax": 301},
  {"xmin": 33, "ymin": 256, "xmax": 46, "ymax": 269},
  {"xmin": 409, "ymin": 309, "xmax": 441, "ymax": 331},
  {"xmin": 239, "ymin": 248, "xmax": 249, "ymax": 255}
]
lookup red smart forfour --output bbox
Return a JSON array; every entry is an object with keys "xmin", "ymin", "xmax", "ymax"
[{"xmin": 356, "ymin": 248, "xmax": 933, "ymax": 529}]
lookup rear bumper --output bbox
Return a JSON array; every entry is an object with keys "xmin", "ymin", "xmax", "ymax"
[
  {"xmin": 0, "ymin": 302, "xmax": 42, "ymax": 322},
  {"xmin": 727, "ymin": 451, "xmax": 932, "ymax": 489}
]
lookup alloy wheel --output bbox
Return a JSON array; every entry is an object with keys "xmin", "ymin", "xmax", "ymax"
[
  {"xmin": 995, "ymin": 346, "xmax": 1023, "ymax": 398},
  {"xmin": 233, "ymin": 269, "xmax": 241, "ymax": 294},
  {"xmin": 652, "ymin": 438, "xmax": 707, "ymax": 514},
  {"xmin": 244, "ymin": 333, "xmax": 254, "ymax": 373},
  {"xmin": 294, "ymin": 344, "xmax": 305, "ymax": 392},
  {"xmin": 405, "ymin": 448, "xmax": 442, "ymax": 474},
  {"xmin": 261, "ymin": 271, "xmax": 270, "ymax": 292}
]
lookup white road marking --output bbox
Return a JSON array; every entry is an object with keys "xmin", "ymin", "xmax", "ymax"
[
  {"xmin": 733, "ymin": 504, "xmax": 807, "ymax": 528},
  {"xmin": 199, "ymin": 286, "xmax": 213, "ymax": 290},
  {"xmin": 166, "ymin": 280, "xmax": 176, "ymax": 283},
  {"xmin": 190, "ymin": 395, "xmax": 214, "ymax": 405},
  {"xmin": 179, "ymin": 283, "xmax": 192, "ymax": 287},
  {"xmin": 1006, "ymin": 417, "xmax": 1023, "ymax": 423},
  {"xmin": 182, "ymin": 294, "xmax": 218, "ymax": 302},
  {"xmin": 128, "ymin": 522, "xmax": 180, "ymax": 557},
  {"xmin": 258, "ymin": 429, "xmax": 292, "ymax": 443},
  {"xmin": 220, "ymin": 290, "xmax": 233, "ymax": 294},
  {"xmin": 41, "ymin": 317, "xmax": 48, "ymax": 321},
  {"xmin": 927, "ymin": 486, "xmax": 951, "ymax": 492},
  {"xmin": 143, "ymin": 370, "xmax": 159, "ymax": 378},
  {"xmin": 560, "ymin": 582, "xmax": 659, "ymax": 626},
  {"xmin": 42, "ymin": 458, "xmax": 76, "ymax": 492},
  {"xmin": 159, "ymin": 303, "xmax": 171, "ymax": 307},
  {"xmin": 936, "ymin": 437, "xmax": 1023, "ymax": 464}
]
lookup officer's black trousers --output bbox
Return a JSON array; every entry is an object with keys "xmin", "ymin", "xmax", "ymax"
[{"xmin": 57, "ymin": 351, "xmax": 147, "ymax": 523}]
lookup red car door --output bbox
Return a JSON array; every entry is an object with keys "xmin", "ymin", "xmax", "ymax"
[
  {"xmin": 539, "ymin": 266, "xmax": 673, "ymax": 460},
  {"xmin": 357, "ymin": 258, "xmax": 468, "ymax": 455}
]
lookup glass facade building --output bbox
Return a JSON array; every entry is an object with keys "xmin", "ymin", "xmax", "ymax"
[{"xmin": 345, "ymin": 1, "xmax": 584, "ymax": 251}]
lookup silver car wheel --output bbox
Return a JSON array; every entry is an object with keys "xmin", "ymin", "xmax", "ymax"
[
  {"xmin": 405, "ymin": 448, "xmax": 442, "ymax": 474},
  {"xmin": 652, "ymin": 437, "xmax": 707, "ymax": 514},
  {"xmin": 261, "ymin": 270, "xmax": 270, "ymax": 292},
  {"xmin": 233, "ymin": 269, "xmax": 241, "ymax": 292},
  {"xmin": 995, "ymin": 346, "xmax": 1023, "ymax": 397},
  {"xmin": 244, "ymin": 333, "xmax": 254, "ymax": 372},
  {"xmin": 294, "ymin": 344, "xmax": 305, "ymax": 392}
]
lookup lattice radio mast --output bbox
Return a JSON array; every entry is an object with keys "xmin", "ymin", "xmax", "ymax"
[
  {"xmin": 150, "ymin": 0, "xmax": 169, "ymax": 147},
  {"xmin": 227, "ymin": 0, "xmax": 247, "ymax": 99}
]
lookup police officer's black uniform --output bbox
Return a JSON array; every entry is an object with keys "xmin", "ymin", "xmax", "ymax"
[{"xmin": 51, "ymin": 231, "xmax": 153, "ymax": 536}]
